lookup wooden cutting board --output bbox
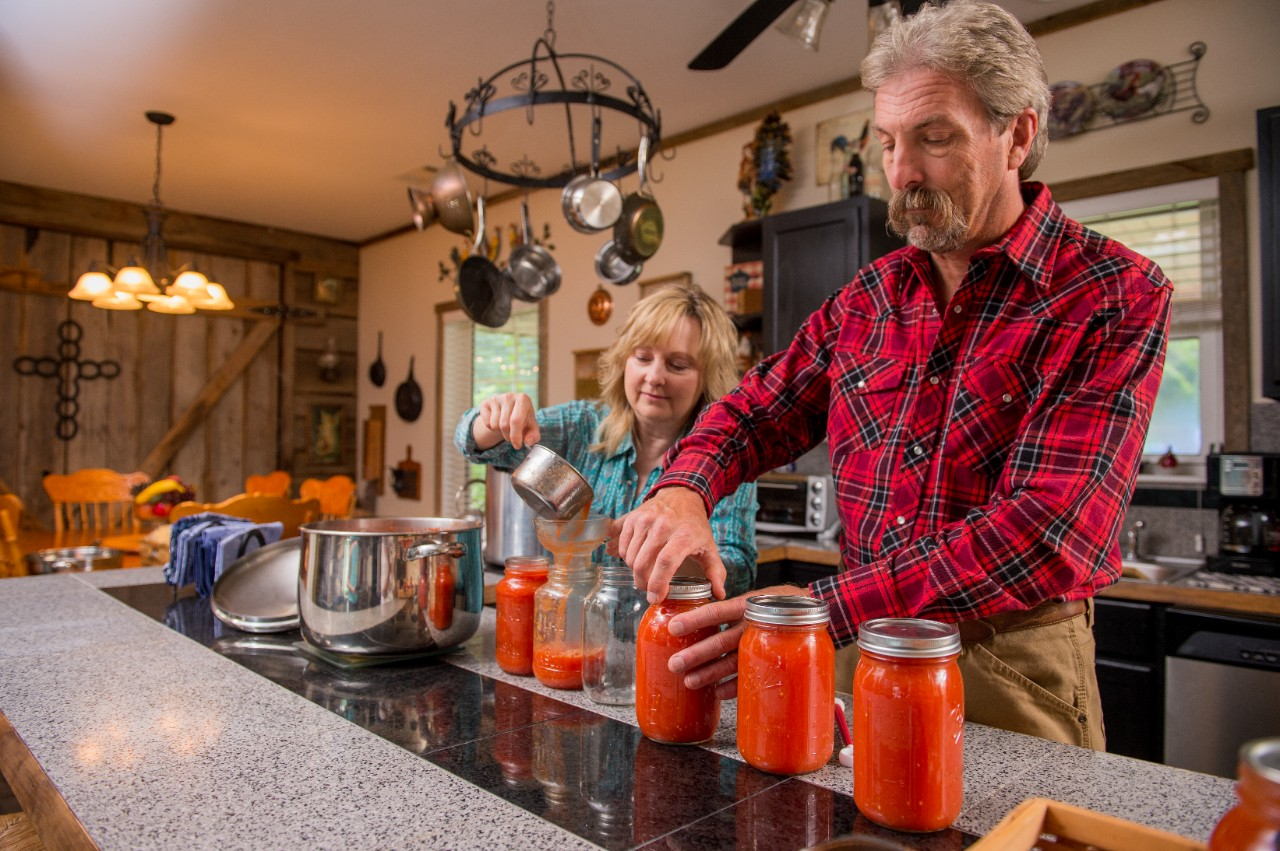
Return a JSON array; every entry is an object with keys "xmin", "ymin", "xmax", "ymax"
[{"xmin": 394, "ymin": 445, "xmax": 421, "ymax": 501}]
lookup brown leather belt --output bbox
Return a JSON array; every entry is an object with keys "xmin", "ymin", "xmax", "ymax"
[{"xmin": 956, "ymin": 599, "xmax": 1087, "ymax": 645}]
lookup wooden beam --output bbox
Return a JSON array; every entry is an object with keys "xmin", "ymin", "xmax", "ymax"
[
  {"xmin": 0, "ymin": 711, "xmax": 98, "ymax": 851},
  {"xmin": 139, "ymin": 318, "xmax": 280, "ymax": 479},
  {"xmin": 1048, "ymin": 149, "xmax": 1256, "ymax": 202}
]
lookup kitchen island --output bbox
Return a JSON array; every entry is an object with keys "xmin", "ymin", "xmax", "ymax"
[{"xmin": 0, "ymin": 567, "xmax": 1238, "ymax": 850}]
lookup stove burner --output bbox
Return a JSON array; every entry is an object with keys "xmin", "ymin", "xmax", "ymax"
[{"xmin": 1183, "ymin": 571, "xmax": 1280, "ymax": 596}]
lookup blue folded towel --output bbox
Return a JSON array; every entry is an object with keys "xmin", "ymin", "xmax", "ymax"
[{"xmin": 163, "ymin": 513, "xmax": 284, "ymax": 598}]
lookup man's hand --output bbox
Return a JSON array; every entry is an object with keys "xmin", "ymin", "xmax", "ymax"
[
  {"xmin": 612, "ymin": 486, "xmax": 726, "ymax": 601},
  {"xmin": 472, "ymin": 392, "xmax": 540, "ymax": 450},
  {"xmin": 663, "ymin": 584, "xmax": 813, "ymax": 701}
]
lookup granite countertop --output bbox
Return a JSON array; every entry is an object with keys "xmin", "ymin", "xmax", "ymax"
[{"xmin": 0, "ymin": 567, "xmax": 1238, "ymax": 850}]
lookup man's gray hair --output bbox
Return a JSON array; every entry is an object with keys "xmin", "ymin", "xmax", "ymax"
[{"xmin": 860, "ymin": 0, "xmax": 1050, "ymax": 180}]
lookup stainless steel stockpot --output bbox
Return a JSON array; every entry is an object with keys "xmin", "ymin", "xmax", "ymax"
[{"xmin": 298, "ymin": 517, "xmax": 484, "ymax": 655}]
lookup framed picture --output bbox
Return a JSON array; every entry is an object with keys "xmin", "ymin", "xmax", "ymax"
[
  {"xmin": 573, "ymin": 349, "xmax": 604, "ymax": 400},
  {"xmin": 638, "ymin": 271, "xmax": 692, "ymax": 300},
  {"xmin": 310, "ymin": 404, "xmax": 343, "ymax": 464},
  {"xmin": 314, "ymin": 276, "xmax": 344, "ymax": 304},
  {"xmin": 814, "ymin": 107, "xmax": 886, "ymax": 199}
]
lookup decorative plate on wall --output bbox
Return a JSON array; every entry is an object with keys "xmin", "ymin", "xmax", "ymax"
[
  {"xmin": 1097, "ymin": 59, "xmax": 1172, "ymax": 120},
  {"xmin": 1047, "ymin": 81, "xmax": 1095, "ymax": 140}
]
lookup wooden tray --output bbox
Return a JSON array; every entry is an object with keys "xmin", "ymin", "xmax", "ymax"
[{"xmin": 970, "ymin": 798, "xmax": 1206, "ymax": 850}]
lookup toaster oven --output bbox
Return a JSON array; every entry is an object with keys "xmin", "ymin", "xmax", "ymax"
[{"xmin": 755, "ymin": 473, "xmax": 838, "ymax": 535}]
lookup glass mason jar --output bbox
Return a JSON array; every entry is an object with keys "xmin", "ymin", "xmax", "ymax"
[
  {"xmin": 495, "ymin": 555, "xmax": 550, "ymax": 675},
  {"xmin": 1209, "ymin": 737, "xmax": 1280, "ymax": 850},
  {"xmin": 582, "ymin": 557, "xmax": 648, "ymax": 705},
  {"xmin": 531, "ymin": 514, "xmax": 609, "ymax": 690},
  {"xmin": 853, "ymin": 618, "xmax": 964, "ymax": 833},
  {"xmin": 635, "ymin": 576, "xmax": 720, "ymax": 744},
  {"xmin": 737, "ymin": 595, "xmax": 835, "ymax": 774}
]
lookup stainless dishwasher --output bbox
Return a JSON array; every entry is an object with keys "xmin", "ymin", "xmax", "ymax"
[{"xmin": 1163, "ymin": 607, "xmax": 1280, "ymax": 777}]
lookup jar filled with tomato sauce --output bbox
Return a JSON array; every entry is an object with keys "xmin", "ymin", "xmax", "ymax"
[
  {"xmin": 737, "ymin": 595, "xmax": 835, "ymax": 774},
  {"xmin": 635, "ymin": 577, "xmax": 720, "ymax": 744},
  {"xmin": 1209, "ymin": 737, "xmax": 1280, "ymax": 850},
  {"xmin": 853, "ymin": 618, "xmax": 963, "ymax": 833},
  {"xmin": 495, "ymin": 555, "xmax": 550, "ymax": 675}
]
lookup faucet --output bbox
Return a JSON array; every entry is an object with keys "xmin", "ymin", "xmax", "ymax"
[{"xmin": 1124, "ymin": 520, "xmax": 1145, "ymax": 561}]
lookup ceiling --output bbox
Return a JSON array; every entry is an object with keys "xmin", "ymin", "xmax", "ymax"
[{"xmin": 0, "ymin": 0, "xmax": 1100, "ymax": 245}]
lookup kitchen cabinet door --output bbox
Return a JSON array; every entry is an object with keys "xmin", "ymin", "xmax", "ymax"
[
  {"xmin": 1260, "ymin": 105, "xmax": 1280, "ymax": 399},
  {"xmin": 760, "ymin": 196, "xmax": 900, "ymax": 356}
]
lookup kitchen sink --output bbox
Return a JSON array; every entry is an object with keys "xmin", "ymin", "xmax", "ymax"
[{"xmin": 1120, "ymin": 555, "xmax": 1204, "ymax": 584}]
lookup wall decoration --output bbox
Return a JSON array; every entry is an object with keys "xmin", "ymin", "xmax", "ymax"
[
  {"xmin": 314, "ymin": 276, "xmax": 344, "ymax": 304},
  {"xmin": 310, "ymin": 404, "xmax": 343, "ymax": 464},
  {"xmin": 815, "ymin": 108, "xmax": 886, "ymax": 200},
  {"xmin": 573, "ymin": 349, "xmax": 605, "ymax": 401},
  {"xmin": 12, "ymin": 319, "xmax": 120, "ymax": 441},
  {"xmin": 638, "ymin": 271, "xmax": 693, "ymax": 301},
  {"xmin": 588, "ymin": 286, "xmax": 614, "ymax": 326},
  {"xmin": 1048, "ymin": 42, "xmax": 1208, "ymax": 141},
  {"xmin": 738, "ymin": 111, "xmax": 793, "ymax": 219}
]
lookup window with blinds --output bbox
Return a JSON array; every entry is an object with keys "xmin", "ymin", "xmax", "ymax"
[
  {"xmin": 1077, "ymin": 197, "xmax": 1222, "ymax": 460},
  {"xmin": 438, "ymin": 303, "xmax": 541, "ymax": 515}
]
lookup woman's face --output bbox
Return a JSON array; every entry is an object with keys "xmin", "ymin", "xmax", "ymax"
[{"xmin": 624, "ymin": 315, "xmax": 703, "ymax": 433}]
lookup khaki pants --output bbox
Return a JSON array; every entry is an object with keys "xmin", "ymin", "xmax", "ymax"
[{"xmin": 833, "ymin": 600, "xmax": 1106, "ymax": 750}]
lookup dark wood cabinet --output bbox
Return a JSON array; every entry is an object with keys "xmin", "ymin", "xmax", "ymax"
[
  {"xmin": 722, "ymin": 197, "xmax": 902, "ymax": 357},
  {"xmin": 1259, "ymin": 105, "xmax": 1280, "ymax": 399},
  {"xmin": 1093, "ymin": 598, "xmax": 1165, "ymax": 763}
]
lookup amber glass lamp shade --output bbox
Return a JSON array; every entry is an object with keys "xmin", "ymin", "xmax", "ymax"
[
  {"xmin": 112, "ymin": 261, "xmax": 161, "ymax": 296},
  {"xmin": 91, "ymin": 291, "xmax": 144, "ymax": 310},
  {"xmin": 147, "ymin": 294, "xmax": 197, "ymax": 314},
  {"xmin": 68, "ymin": 266, "xmax": 114, "ymax": 301}
]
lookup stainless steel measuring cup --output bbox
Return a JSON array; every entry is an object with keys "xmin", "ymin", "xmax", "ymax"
[{"xmin": 510, "ymin": 444, "xmax": 594, "ymax": 520}]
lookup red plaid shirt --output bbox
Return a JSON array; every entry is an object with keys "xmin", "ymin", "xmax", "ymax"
[{"xmin": 659, "ymin": 183, "xmax": 1171, "ymax": 645}]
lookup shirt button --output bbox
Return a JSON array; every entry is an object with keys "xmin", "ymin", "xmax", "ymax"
[
  {"xmin": 953, "ymin": 305, "xmax": 963, "ymax": 314},
  {"xmin": 856, "ymin": 379, "xmax": 867, "ymax": 390},
  {"xmin": 896, "ymin": 515, "xmax": 906, "ymax": 526},
  {"xmin": 929, "ymin": 376, "xmax": 940, "ymax": 385},
  {"xmin": 1001, "ymin": 393, "xmax": 1013, "ymax": 403},
  {"xmin": 913, "ymin": 445, "xmax": 924, "ymax": 456}
]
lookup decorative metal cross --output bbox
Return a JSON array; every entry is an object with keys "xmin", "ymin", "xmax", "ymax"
[{"xmin": 12, "ymin": 319, "xmax": 121, "ymax": 441}]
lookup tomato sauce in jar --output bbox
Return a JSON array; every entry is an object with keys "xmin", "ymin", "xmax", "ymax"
[
  {"xmin": 532, "ymin": 644, "xmax": 585, "ymax": 689},
  {"xmin": 1209, "ymin": 737, "xmax": 1280, "ymax": 850},
  {"xmin": 428, "ymin": 561, "xmax": 456, "ymax": 630},
  {"xmin": 737, "ymin": 595, "xmax": 835, "ymax": 774},
  {"xmin": 853, "ymin": 618, "xmax": 964, "ymax": 832},
  {"xmin": 495, "ymin": 556, "xmax": 549, "ymax": 675},
  {"xmin": 635, "ymin": 577, "xmax": 720, "ymax": 744}
]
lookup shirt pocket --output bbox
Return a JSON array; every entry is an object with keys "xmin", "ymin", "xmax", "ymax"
[
  {"xmin": 830, "ymin": 351, "xmax": 908, "ymax": 454},
  {"xmin": 946, "ymin": 356, "xmax": 1040, "ymax": 480}
]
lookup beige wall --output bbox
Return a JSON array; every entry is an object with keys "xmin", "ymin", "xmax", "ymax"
[{"xmin": 359, "ymin": 0, "xmax": 1280, "ymax": 517}]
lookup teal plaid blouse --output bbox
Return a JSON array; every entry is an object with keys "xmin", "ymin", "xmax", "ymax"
[{"xmin": 455, "ymin": 400, "xmax": 758, "ymax": 596}]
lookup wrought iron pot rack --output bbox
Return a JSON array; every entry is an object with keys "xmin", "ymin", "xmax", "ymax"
[{"xmin": 444, "ymin": 1, "xmax": 661, "ymax": 190}]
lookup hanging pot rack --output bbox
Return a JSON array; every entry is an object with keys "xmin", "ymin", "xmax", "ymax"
[{"xmin": 444, "ymin": 1, "xmax": 661, "ymax": 190}]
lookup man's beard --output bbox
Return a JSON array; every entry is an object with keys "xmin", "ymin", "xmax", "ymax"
[{"xmin": 888, "ymin": 188, "xmax": 969, "ymax": 253}]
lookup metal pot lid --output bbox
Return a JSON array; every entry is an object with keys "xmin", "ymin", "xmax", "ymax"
[{"xmin": 211, "ymin": 538, "xmax": 302, "ymax": 633}]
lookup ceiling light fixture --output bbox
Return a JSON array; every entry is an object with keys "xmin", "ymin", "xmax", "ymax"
[
  {"xmin": 867, "ymin": 0, "xmax": 902, "ymax": 45},
  {"xmin": 776, "ymin": 0, "xmax": 832, "ymax": 52},
  {"xmin": 68, "ymin": 111, "xmax": 235, "ymax": 314},
  {"xmin": 441, "ymin": 0, "xmax": 660, "ymax": 191}
]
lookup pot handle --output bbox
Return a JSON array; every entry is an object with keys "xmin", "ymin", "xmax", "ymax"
[{"xmin": 405, "ymin": 540, "xmax": 467, "ymax": 562}]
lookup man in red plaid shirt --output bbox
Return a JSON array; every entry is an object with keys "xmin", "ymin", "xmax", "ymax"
[{"xmin": 614, "ymin": 0, "xmax": 1170, "ymax": 747}]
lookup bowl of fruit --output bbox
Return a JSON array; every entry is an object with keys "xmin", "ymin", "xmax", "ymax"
[{"xmin": 132, "ymin": 476, "xmax": 196, "ymax": 522}]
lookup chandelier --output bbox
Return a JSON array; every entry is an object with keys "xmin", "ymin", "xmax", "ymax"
[
  {"xmin": 67, "ymin": 111, "xmax": 235, "ymax": 314},
  {"xmin": 442, "ymin": 1, "xmax": 661, "ymax": 191}
]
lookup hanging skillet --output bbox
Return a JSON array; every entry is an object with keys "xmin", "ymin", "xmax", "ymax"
[
  {"xmin": 613, "ymin": 136, "xmax": 663, "ymax": 265},
  {"xmin": 457, "ymin": 196, "xmax": 513, "ymax": 328},
  {"xmin": 395, "ymin": 356, "xmax": 423, "ymax": 422},
  {"xmin": 561, "ymin": 114, "xmax": 622, "ymax": 234},
  {"xmin": 507, "ymin": 196, "xmax": 561, "ymax": 302},
  {"xmin": 369, "ymin": 331, "xmax": 386, "ymax": 387}
]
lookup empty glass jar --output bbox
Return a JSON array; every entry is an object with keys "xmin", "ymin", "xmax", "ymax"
[{"xmin": 582, "ymin": 557, "xmax": 648, "ymax": 705}]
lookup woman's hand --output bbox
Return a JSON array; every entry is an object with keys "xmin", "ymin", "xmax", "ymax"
[
  {"xmin": 472, "ymin": 393, "xmax": 540, "ymax": 451},
  {"xmin": 664, "ymin": 584, "xmax": 814, "ymax": 701}
]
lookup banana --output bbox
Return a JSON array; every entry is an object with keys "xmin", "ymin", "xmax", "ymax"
[{"xmin": 134, "ymin": 478, "xmax": 186, "ymax": 504}]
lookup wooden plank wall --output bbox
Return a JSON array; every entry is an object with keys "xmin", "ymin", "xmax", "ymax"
[{"xmin": 0, "ymin": 182, "xmax": 359, "ymax": 530}]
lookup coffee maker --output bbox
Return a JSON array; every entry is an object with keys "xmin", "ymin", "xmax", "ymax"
[{"xmin": 1206, "ymin": 453, "xmax": 1280, "ymax": 576}]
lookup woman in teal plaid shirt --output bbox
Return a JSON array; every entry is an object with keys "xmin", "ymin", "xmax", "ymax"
[{"xmin": 456, "ymin": 284, "xmax": 757, "ymax": 597}]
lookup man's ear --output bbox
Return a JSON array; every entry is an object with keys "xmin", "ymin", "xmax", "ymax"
[{"xmin": 1007, "ymin": 107, "xmax": 1038, "ymax": 172}]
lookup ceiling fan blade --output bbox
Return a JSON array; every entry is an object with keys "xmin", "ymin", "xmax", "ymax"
[{"xmin": 688, "ymin": 0, "xmax": 803, "ymax": 71}]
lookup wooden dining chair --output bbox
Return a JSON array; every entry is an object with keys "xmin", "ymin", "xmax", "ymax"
[
  {"xmin": 244, "ymin": 470, "xmax": 292, "ymax": 497},
  {"xmin": 0, "ymin": 495, "xmax": 24, "ymax": 577},
  {"xmin": 42, "ymin": 469, "xmax": 150, "ymax": 537},
  {"xmin": 168, "ymin": 494, "xmax": 321, "ymax": 539},
  {"xmin": 299, "ymin": 475, "xmax": 357, "ymax": 520}
]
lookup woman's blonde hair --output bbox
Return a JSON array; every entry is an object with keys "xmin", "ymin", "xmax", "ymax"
[{"xmin": 595, "ymin": 283, "xmax": 740, "ymax": 455}]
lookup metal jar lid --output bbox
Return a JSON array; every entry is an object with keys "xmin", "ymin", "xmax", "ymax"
[
  {"xmin": 1240, "ymin": 737, "xmax": 1280, "ymax": 785},
  {"xmin": 745, "ymin": 595, "xmax": 829, "ymax": 626},
  {"xmin": 856, "ymin": 618, "xmax": 961, "ymax": 659},
  {"xmin": 666, "ymin": 577, "xmax": 712, "ymax": 600}
]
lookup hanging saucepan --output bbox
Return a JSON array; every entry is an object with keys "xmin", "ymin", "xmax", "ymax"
[
  {"xmin": 614, "ymin": 135, "xmax": 664, "ymax": 265},
  {"xmin": 395, "ymin": 356, "xmax": 423, "ymax": 422},
  {"xmin": 430, "ymin": 158, "xmax": 475, "ymax": 236},
  {"xmin": 507, "ymin": 196, "xmax": 561, "ymax": 302},
  {"xmin": 457, "ymin": 196, "xmax": 513, "ymax": 328},
  {"xmin": 561, "ymin": 114, "xmax": 622, "ymax": 234},
  {"xmin": 595, "ymin": 240, "xmax": 642, "ymax": 286},
  {"xmin": 369, "ymin": 331, "xmax": 386, "ymax": 387}
]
